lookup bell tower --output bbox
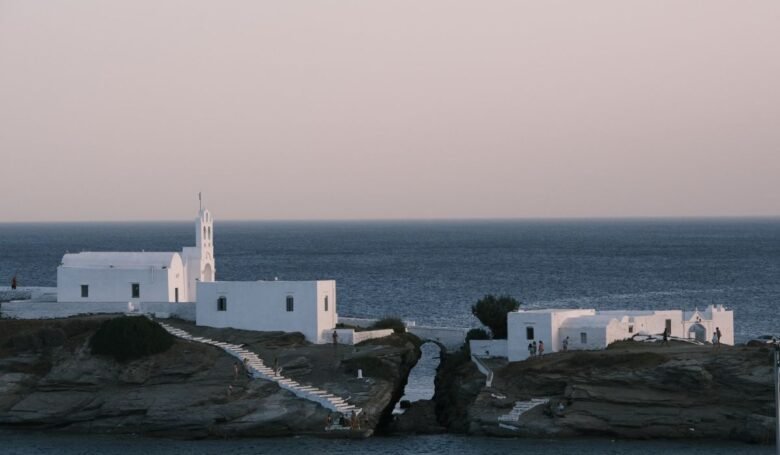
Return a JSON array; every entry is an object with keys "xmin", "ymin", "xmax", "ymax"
[{"xmin": 196, "ymin": 208, "xmax": 215, "ymax": 282}]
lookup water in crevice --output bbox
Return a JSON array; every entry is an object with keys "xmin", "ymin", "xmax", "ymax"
[{"xmin": 394, "ymin": 342, "xmax": 441, "ymax": 413}]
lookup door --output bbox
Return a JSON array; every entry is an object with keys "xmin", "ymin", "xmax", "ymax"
[
  {"xmin": 689, "ymin": 323, "xmax": 706, "ymax": 342},
  {"xmin": 175, "ymin": 288, "xmax": 179, "ymax": 303},
  {"xmin": 665, "ymin": 319, "xmax": 672, "ymax": 336}
]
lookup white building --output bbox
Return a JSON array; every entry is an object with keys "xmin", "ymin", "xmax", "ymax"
[
  {"xmin": 505, "ymin": 305, "xmax": 733, "ymax": 362},
  {"xmin": 57, "ymin": 208, "xmax": 215, "ymax": 304},
  {"xmin": 196, "ymin": 280, "xmax": 337, "ymax": 344}
]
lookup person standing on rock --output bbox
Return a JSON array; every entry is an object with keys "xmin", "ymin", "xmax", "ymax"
[
  {"xmin": 538, "ymin": 340, "xmax": 545, "ymax": 357},
  {"xmin": 716, "ymin": 327, "xmax": 722, "ymax": 347},
  {"xmin": 233, "ymin": 361, "xmax": 239, "ymax": 380},
  {"xmin": 562, "ymin": 336, "xmax": 569, "ymax": 352},
  {"xmin": 11, "ymin": 275, "xmax": 17, "ymax": 290},
  {"xmin": 532, "ymin": 341, "xmax": 537, "ymax": 357},
  {"xmin": 528, "ymin": 342, "xmax": 533, "ymax": 357},
  {"xmin": 662, "ymin": 328, "xmax": 669, "ymax": 346}
]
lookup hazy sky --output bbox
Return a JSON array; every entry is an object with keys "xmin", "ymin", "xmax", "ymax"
[{"xmin": 1, "ymin": 1, "xmax": 779, "ymax": 221}]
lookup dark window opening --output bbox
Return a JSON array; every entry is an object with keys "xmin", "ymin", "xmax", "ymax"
[
  {"xmin": 80, "ymin": 284, "xmax": 89, "ymax": 298},
  {"xmin": 628, "ymin": 325, "xmax": 634, "ymax": 333},
  {"xmin": 131, "ymin": 283, "xmax": 140, "ymax": 299},
  {"xmin": 324, "ymin": 295, "xmax": 329, "ymax": 312},
  {"xmin": 526, "ymin": 326, "xmax": 534, "ymax": 340},
  {"xmin": 580, "ymin": 332, "xmax": 588, "ymax": 344},
  {"xmin": 665, "ymin": 319, "xmax": 672, "ymax": 335},
  {"xmin": 174, "ymin": 288, "xmax": 179, "ymax": 303},
  {"xmin": 217, "ymin": 296, "xmax": 227, "ymax": 311},
  {"xmin": 286, "ymin": 296, "xmax": 294, "ymax": 312}
]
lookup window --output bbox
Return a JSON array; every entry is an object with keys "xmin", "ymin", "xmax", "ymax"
[
  {"xmin": 81, "ymin": 284, "xmax": 89, "ymax": 298},
  {"xmin": 131, "ymin": 283, "xmax": 140, "ymax": 298},
  {"xmin": 665, "ymin": 319, "xmax": 672, "ymax": 335},
  {"xmin": 175, "ymin": 288, "xmax": 179, "ymax": 303},
  {"xmin": 628, "ymin": 325, "xmax": 634, "ymax": 333},
  {"xmin": 208, "ymin": 226, "xmax": 211, "ymax": 240},
  {"xmin": 324, "ymin": 295, "xmax": 329, "ymax": 312},
  {"xmin": 217, "ymin": 296, "xmax": 227, "ymax": 311},
  {"xmin": 526, "ymin": 326, "xmax": 535, "ymax": 340},
  {"xmin": 286, "ymin": 296, "xmax": 294, "ymax": 312},
  {"xmin": 580, "ymin": 332, "xmax": 587, "ymax": 344}
]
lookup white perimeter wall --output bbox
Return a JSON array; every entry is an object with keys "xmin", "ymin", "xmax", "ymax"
[
  {"xmin": 57, "ymin": 265, "xmax": 185, "ymax": 304},
  {"xmin": 469, "ymin": 339, "xmax": 508, "ymax": 358},
  {"xmin": 196, "ymin": 280, "xmax": 336, "ymax": 343}
]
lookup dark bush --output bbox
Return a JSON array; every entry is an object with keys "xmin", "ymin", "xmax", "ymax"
[
  {"xmin": 465, "ymin": 328, "xmax": 491, "ymax": 342},
  {"xmin": 90, "ymin": 316, "xmax": 174, "ymax": 362},
  {"xmin": 371, "ymin": 317, "xmax": 406, "ymax": 334},
  {"xmin": 471, "ymin": 295, "xmax": 521, "ymax": 339}
]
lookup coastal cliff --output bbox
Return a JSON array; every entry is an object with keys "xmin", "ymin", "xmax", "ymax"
[
  {"xmin": 0, "ymin": 316, "xmax": 420, "ymax": 438},
  {"xmin": 435, "ymin": 342, "xmax": 776, "ymax": 443}
]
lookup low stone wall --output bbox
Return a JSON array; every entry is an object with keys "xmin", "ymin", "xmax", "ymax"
[
  {"xmin": 469, "ymin": 339, "xmax": 508, "ymax": 358},
  {"xmin": 0, "ymin": 286, "xmax": 57, "ymax": 303},
  {"xmin": 0, "ymin": 301, "xmax": 195, "ymax": 321},
  {"xmin": 328, "ymin": 328, "xmax": 395, "ymax": 345}
]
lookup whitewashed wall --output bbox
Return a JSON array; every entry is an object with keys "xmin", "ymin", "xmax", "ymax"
[
  {"xmin": 469, "ymin": 339, "xmax": 507, "ymax": 358},
  {"xmin": 328, "ymin": 328, "xmax": 395, "ymax": 345},
  {"xmin": 196, "ymin": 280, "xmax": 336, "ymax": 343},
  {"xmin": 57, "ymin": 262, "xmax": 185, "ymax": 303}
]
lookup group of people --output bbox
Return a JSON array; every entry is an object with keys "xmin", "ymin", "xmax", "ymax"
[
  {"xmin": 527, "ymin": 336, "xmax": 573, "ymax": 357},
  {"xmin": 712, "ymin": 326, "xmax": 722, "ymax": 347},
  {"xmin": 527, "ymin": 340, "xmax": 545, "ymax": 357}
]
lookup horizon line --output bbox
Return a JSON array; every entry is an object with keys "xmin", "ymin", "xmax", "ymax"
[{"xmin": 3, "ymin": 214, "xmax": 780, "ymax": 225}]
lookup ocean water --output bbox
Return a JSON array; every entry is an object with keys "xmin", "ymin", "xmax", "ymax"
[
  {"xmin": 1, "ymin": 219, "xmax": 779, "ymax": 453},
  {"xmin": 2, "ymin": 219, "xmax": 779, "ymax": 341}
]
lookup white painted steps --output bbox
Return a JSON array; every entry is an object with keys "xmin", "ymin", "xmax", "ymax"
[
  {"xmin": 497, "ymin": 398, "xmax": 549, "ymax": 422},
  {"xmin": 157, "ymin": 321, "xmax": 362, "ymax": 416}
]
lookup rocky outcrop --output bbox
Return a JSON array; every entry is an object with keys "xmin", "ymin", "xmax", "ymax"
[
  {"xmin": 0, "ymin": 317, "xmax": 420, "ymax": 439},
  {"xmin": 437, "ymin": 342, "xmax": 777, "ymax": 443}
]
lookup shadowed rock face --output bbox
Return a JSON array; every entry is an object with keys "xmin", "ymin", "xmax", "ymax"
[
  {"xmin": 0, "ymin": 317, "xmax": 420, "ymax": 439},
  {"xmin": 437, "ymin": 342, "xmax": 776, "ymax": 443}
]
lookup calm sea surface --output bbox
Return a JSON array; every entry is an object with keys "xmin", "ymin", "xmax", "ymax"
[{"xmin": 1, "ymin": 219, "xmax": 778, "ymax": 453}]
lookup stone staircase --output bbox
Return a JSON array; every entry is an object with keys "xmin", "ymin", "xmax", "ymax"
[
  {"xmin": 497, "ymin": 398, "xmax": 549, "ymax": 423},
  {"xmin": 157, "ymin": 321, "xmax": 361, "ymax": 416}
]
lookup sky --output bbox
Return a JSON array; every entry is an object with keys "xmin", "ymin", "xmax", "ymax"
[{"xmin": 1, "ymin": 1, "xmax": 779, "ymax": 222}]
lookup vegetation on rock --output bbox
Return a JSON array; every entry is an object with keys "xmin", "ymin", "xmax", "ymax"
[
  {"xmin": 371, "ymin": 317, "xmax": 406, "ymax": 334},
  {"xmin": 90, "ymin": 316, "xmax": 174, "ymax": 362},
  {"xmin": 470, "ymin": 294, "xmax": 520, "ymax": 339}
]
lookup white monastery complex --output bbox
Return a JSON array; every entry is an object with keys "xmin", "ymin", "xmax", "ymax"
[
  {"xmin": 49, "ymin": 205, "xmax": 341, "ymax": 344},
  {"xmin": 7, "ymin": 202, "xmax": 736, "ymax": 354}
]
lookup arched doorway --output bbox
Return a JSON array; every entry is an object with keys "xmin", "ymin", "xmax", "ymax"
[
  {"xmin": 688, "ymin": 323, "xmax": 706, "ymax": 342},
  {"xmin": 202, "ymin": 263, "xmax": 214, "ymax": 282}
]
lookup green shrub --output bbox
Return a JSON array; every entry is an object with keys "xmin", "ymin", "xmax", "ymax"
[
  {"xmin": 90, "ymin": 316, "xmax": 174, "ymax": 362},
  {"xmin": 465, "ymin": 328, "xmax": 491, "ymax": 342},
  {"xmin": 471, "ymin": 295, "xmax": 521, "ymax": 339},
  {"xmin": 370, "ymin": 317, "xmax": 406, "ymax": 334}
]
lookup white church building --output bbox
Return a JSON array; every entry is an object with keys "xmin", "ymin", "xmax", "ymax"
[
  {"xmin": 501, "ymin": 305, "xmax": 734, "ymax": 362},
  {"xmin": 45, "ymin": 204, "xmax": 341, "ymax": 344},
  {"xmin": 57, "ymin": 208, "xmax": 215, "ymax": 304},
  {"xmin": 196, "ymin": 279, "xmax": 337, "ymax": 344}
]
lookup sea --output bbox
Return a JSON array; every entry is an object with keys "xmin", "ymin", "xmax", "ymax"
[{"xmin": 1, "ymin": 219, "xmax": 778, "ymax": 454}]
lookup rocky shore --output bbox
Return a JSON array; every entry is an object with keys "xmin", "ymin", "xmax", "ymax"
[
  {"xmin": 434, "ymin": 341, "xmax": 777, "ymax": 443},
  {"xmin": 0, "ymin": 316, "xmax": 421, "ymax": 439}
]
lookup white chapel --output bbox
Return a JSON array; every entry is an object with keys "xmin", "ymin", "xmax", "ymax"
[{"xmin": 57, "ymin": 208, "xmax": 215, "ymax": 304}]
